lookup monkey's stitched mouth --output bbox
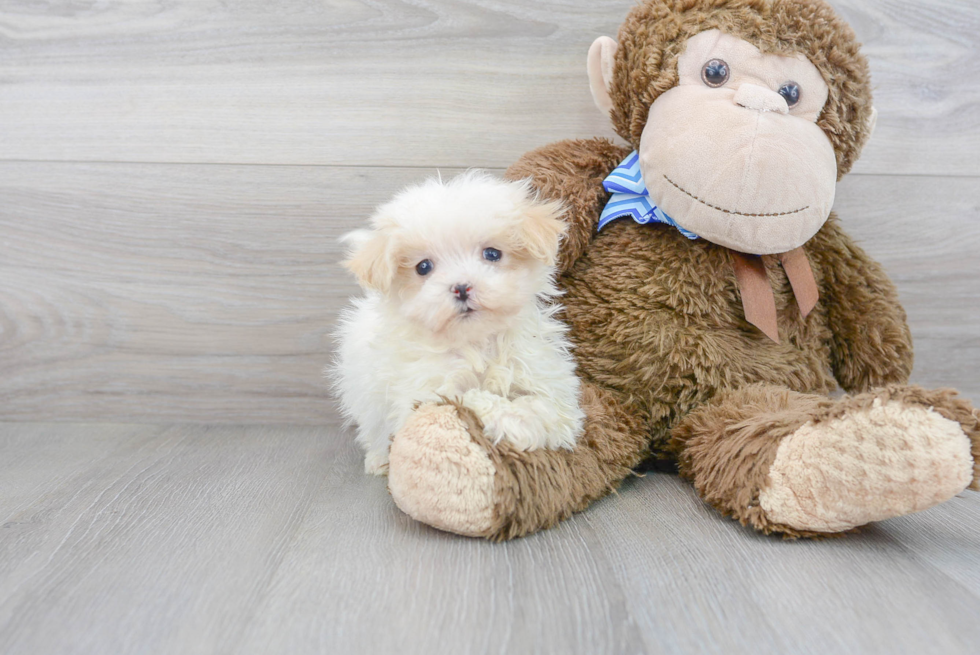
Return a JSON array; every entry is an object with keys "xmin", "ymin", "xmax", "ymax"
[{"xmin": 663, "ymin": 175, "xmax": 809, "ymax": 218}]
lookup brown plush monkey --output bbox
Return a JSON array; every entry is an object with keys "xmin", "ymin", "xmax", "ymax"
[{"xmin": 385, "ymin": 0, "xmax": 980, "ymax": 540}]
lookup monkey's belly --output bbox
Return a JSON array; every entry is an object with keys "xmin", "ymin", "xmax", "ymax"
[{"xmin": 559, "ymin": 222, "xmax": 836, "ymax": 450}]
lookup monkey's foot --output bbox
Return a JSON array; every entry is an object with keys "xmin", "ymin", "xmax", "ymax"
[
  {"xmin": 759, "ymin": 387, "xmax": 980, "ymax": 533},
  {"xmin": 387, "ymin": 402, "xmax": 497, "ymax": 537},
  {"xmin": 388, "ymin": 384, "xmax": 652, "ymax": 540}
]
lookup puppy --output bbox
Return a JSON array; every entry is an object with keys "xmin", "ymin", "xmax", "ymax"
[{"xmin": 332, "ymin": 171, "xmax": 585, "ymax": 475}]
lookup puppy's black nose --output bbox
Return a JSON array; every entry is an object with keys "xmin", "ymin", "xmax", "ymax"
[{"xmin": 452, "ymin": 284, "xmax": 472, "ymax": 301}]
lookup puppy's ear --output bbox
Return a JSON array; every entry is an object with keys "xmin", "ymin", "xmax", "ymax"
[
  {"xmin": 516, "ymin": 197, "xmax": 567, "ymax": 267},
  {"xmin": 342, "ymin": 226, "xmax": 398, "ymax": 293}
]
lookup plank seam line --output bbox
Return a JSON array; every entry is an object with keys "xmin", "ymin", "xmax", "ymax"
[{"xmin": 1, "ymin": 159, "xmax": 978, "ymax": 179}]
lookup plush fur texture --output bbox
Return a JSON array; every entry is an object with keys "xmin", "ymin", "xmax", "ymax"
[
  {"xmin": 387, "ymin": 386, "xmax": 650, "ymax": 540},
  {"xmin": 506, "ymin": 138, "xmax": 630, "ymax": 276},
  {"xmin": 675, "ymin": 385, "xmax": 980, "ymax": 536},
  {"xmin": 383, "ymin": 0, "xmax": 980, "ymax": 540},
  {"xmin": 672, "ymin": 384, "xmax": 830, "ymax": 538},
  {"xmin": 333, "ymin": 172, "xmax": 585, "ymax": 474}
]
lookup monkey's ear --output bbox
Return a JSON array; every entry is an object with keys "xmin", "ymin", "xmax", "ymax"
[
  {"xmin": 866, "ymin": 106, "xmax": 879, "ymax": 141},
  {"xmin": 588, "ymin": 36, "xmax": 618, "ymax": 118},
  {"xmin": 342, "ymin": 226, "xmax": 398, "ymax": 294}
]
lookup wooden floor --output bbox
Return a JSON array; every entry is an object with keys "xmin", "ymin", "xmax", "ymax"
[
  {"xmin": 2, "ymin": 0, "xmax": 979, "ymax": 653},
  {"xmin": 1, "ymin": 422, "xmax": 978, "ymax": 655}
]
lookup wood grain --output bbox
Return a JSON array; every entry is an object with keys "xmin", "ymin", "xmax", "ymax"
[
  {"xmin": 588, "ymin": 474, "xmax": 980, "ymax": 655},
  {"xmin": 0, "ymin": 424, "xmax": 337, "ymax": 655},
  {"xmin": 0, "ymin": 0, "xmax": 978, "ymax": 175},
  {"xmin": 1, "ymin": 163, "xmax": 977, "ymax": 422},
  {"xmin": 0, "ymin": 422, "xmax": 977, "ymax": 654},
  {"xmin": 0, "ymin": 162, "xmax": 467, "ymax": 423},
  {"xmin": 833, "ymin": 174, "xmax": 980, "ymax": 397}
]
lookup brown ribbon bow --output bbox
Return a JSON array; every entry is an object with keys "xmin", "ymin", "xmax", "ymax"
[{"xmin": 729, "ymin": 247, "xmax": 818, "ymax": 343}]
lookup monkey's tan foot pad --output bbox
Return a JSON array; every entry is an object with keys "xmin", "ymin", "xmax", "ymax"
[
  {"xmin": 759, "ymin": 389, "xmax": 979, "ymax": 533},
  {"xmin": 388, "ymin": 402, "xmax": 497, "ymax": 537}
]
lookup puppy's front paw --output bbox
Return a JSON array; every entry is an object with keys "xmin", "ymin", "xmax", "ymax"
[
  {"xmin": 456, "ymin": 390, "xmax": 528, "ymax": 448},
  {"xmin": 460, "ymin": 390, "xmax": 560, "ymax": 451},
  {"xmin": 363, "ymin": 448, "xmax": 390, "ymax": 476},
  {"xmin": 479, "ymin": 408, "xmax": 536, "ymax": 449},
  {"xmin": 458, "ymin": 389, "xmax": 505, "ymax": 439}
]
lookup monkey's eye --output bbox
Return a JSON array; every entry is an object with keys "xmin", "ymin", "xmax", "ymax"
[
  {"xmin": 778, "ymin": 82, "xmax": 801, "ymax": 108},
  {"xmin": 701, "ymin": 59, "xmax": 730, "ymax": 88},
  {"xmin": 483, "ymin": 247, "xmax": 502, "ymax": 262},
  {"xmin": 415, "ymin": 259, "xmax": 433, "ymax": 276}
]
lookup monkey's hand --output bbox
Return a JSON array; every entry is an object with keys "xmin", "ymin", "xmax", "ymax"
[
  {"xmin": 505, "ymin": 138, "xmax": 631, "ymax": 275},
  {"xmin": 811, "ymin": 215, "xmax": 914, "ymax": 391}
]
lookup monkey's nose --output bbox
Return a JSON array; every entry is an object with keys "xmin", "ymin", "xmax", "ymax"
[
  {"xmin": 733, "ymin": 83, "xmax": 789, "ymax": 115},
  {"xmin": 452, "ymin": 284, "xmax": 472, "ymax": 301}
]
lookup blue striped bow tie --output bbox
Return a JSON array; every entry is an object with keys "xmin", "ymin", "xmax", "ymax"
[{"xmin": 598, "ymin": 151, "xmax": 699, "ymax": 240}]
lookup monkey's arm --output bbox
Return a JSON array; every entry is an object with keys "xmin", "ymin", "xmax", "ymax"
[
  {"xmin": 505, "ymin": 138, "xmax": 631, "ymax": 275},
  {"xmin": 812, "ymin": 215, "xmax": 914, "ymax": 391}
]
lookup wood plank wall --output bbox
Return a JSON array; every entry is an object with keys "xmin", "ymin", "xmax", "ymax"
[{"xmin": 1, "ymin": 0, "xmax": 978, "ymax": 423}]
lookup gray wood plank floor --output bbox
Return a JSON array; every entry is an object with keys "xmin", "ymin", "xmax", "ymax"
[{"xmin": 1, "ymin": 422, "xmax": 978, "ymax": 655}]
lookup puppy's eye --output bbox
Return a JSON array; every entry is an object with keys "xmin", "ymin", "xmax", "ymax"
[
  {"xmin": 482, "ymin": 247, "xmax": 502, "ymax": 262},
  {"xmin": 778, "ymin": 82, "xmax": 801, "ymax": 108},
  {"xmin": 701, "ymin": 59, "xmax": 730, "ymax": 88},
  {"xmin": 415, "ymin": 259, "xmax": 433, "ymax": 276}
]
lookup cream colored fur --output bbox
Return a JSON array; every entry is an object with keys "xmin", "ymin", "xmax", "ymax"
[
  {"xmin": 760, "ymin": 399, "xmax": 974, "ymax": 532},
  {"xmin": 332, "ymin": 172, "xmax": 585, "ymax": 474},
  {"xmin": 387, "ymin": 403, "xmax": 496, "ymax": 537}
]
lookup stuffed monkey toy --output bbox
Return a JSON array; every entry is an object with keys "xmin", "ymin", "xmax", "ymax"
[{"xmin": 384, "ymin": 0, "xmax": 980, "ymax": 540}]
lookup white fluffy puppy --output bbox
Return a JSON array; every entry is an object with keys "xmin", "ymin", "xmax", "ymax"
[{"xmin": 333, "ymin": 171, "xmax": 585, "ymax": 475}]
